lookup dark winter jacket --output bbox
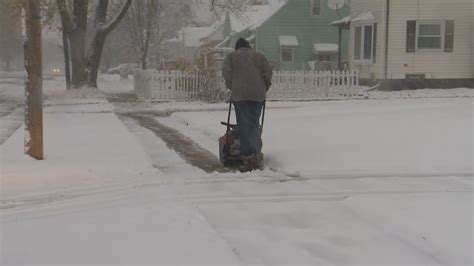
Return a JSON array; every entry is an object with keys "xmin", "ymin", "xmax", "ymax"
[{"xmin": 222, "ymin": 47, "xmax": 273, "ymax": 102}]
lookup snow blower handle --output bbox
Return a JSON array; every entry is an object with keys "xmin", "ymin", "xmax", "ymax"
[
  {"xmin": 226, "ymin": 99, "xmax": 232, "ymax": 133},
  {"xmin": 260, "ymin": 101, "xmax": 266, "ymax": 135}
]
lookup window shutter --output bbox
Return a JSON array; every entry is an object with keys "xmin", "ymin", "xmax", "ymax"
[
  {"xmin": 373, "ymin": 23, "xmax": 377, "ymax": 63},
  {"xmin": 444, "ymin": 20, "xmax": 455, "ymax": 52},
  {"xmin": 406, "ymin": 20, "xmax": 416, "ymax": 53},
  {"xmin": 354, "ymin": 26, "xmax": 361, "ymax": 59}
]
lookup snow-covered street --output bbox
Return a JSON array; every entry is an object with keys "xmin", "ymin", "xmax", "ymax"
[{"xmin": 1, "ymin": 76, "xmax": 473, "ymax": 265}]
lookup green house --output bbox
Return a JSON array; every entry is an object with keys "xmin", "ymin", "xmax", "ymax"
[{"xmin": 217, "ymin": 0, "xmax": 350, "ymax": 71}]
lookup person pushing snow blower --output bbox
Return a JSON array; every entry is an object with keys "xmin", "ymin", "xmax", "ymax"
[{"xmin": 221, "ymin": 38, "xmax": 273, "ymax": 172}]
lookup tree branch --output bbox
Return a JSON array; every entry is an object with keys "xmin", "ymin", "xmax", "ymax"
[
  {"xmin": 94, "ymin": 0, "xmax": 109, "ymax": 27},
  {"xmin": 56, "ymin": 0, "xmax": 73, "ymax": 32},
  {"xmin": 73, "ymin": 0, "xmax": 88, "ymax": 31},
  {"xmin": 103, "ymin": 0, "xmax": 132, "ymax": 34},
  {"xmin": 124, "ymin": 1, "xmax": 143, "ymax": 59}
]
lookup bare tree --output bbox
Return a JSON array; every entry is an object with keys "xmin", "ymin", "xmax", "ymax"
[
  {"xmin": 207, "ymin": 0, "xmax": 254, "ymax": 20},
  {"xmin": 56, "ymin": 0, "xmax": 132, "ymax": 88},
  {"xmin": 86, "ymin": 0, "xmax": 133, "ymax": 87},
  {"xmin": 121, "ymin": 0, "xmax": 198, "ymax": 70},
  {"xmin": 124, "ymin": 0, "xmax": 160, "ymax": 70}
]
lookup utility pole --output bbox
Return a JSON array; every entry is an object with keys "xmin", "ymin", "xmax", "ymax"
[
  {"xmin": 24, "ymin": 0, "xmax": 43, "ymax": 160},
  {"xmin": 336, "ymin": 5, "xmax": 342, "ymax": 70}
]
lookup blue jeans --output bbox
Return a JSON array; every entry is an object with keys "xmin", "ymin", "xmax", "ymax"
[{"xmin": 234, "ymin": 101, "xmax": 263, "ymax": 157}]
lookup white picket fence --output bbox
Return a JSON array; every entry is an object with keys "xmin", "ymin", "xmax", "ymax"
[
  {"xmin": 268, "ymin": 70, "xmax": 360, "ymax": 100},
  {"xmin": 134, "ymin": 69, "xmax": 361, "ymax": 101},
  {"xmin": 134, "ymin": 70, "xmax": 206, "ymax": 100}
]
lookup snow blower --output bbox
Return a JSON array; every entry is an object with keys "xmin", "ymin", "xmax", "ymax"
[{"xmin": 219, "ymin": 100, "xmax": 266, "ymax": 168}]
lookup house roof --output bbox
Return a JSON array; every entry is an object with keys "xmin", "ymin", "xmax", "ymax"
[
  {"xmin": 248, "ymin": 0, "xmax": 288, "ymax": 30},
  {"xmin": 212, "ymin": 1, "xmax": 287, "ymax": 48},
  {"xmin": 217, "ymin": 0, "xmax": 287, "ymax": 34},
  {"xmin": 279, "ymin": 35, "xmax": 299, "ymax": 46},
  {"xmin": 313, "ymin": 43, "xmax": 339, "ymax": 54}
]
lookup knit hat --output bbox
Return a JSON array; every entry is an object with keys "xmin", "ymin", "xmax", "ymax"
[{"xmin": 235, "ymin": 38, "xmax": 251, "ymax": 51}]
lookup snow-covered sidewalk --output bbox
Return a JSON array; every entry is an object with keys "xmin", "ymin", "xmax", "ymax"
[{"xmin": 0, "ymin": 90, "xmax": 240, "ymax": 265}]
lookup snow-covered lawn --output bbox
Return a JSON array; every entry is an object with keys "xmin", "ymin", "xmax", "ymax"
[
  {"xmin": 155, "ymin": 97, "xmax": 473, "ymax": 265},
  {"xmin": 159, "ymin": 98, "xmax": 473, "ymax": 178}
]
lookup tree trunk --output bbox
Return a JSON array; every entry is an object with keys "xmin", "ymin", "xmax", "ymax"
[
  {"xmin": 24, "ymin": 0, "xmax": 43, "ymax": 160},
  {"xmin": 86, "ymin": 31, "xmax": 106, "ymax": 88},
  {"xmin": 69, "ymin": 30, "xmax": 87, "ymax": 87},
  {"xmin": 63, "ymin": 31, "xmax": 71, "ymax": 89},
  {"xmin": 56, "ymin": 0, "xmax": 131, "ymax": 88},
  {"xmin": 86, "ymin": 0, "xmax": 133, "ymax": 87},
  {"xmin": 5, "ymin": 57, "xmax": 11, "ymax": 72},
  {"xmin": 57, "ymin": 0, "xmax": 88, "ymax": 88},
  {"xmin": 141, "ymin": 49, "xmax": 148, "ymax": 70}
]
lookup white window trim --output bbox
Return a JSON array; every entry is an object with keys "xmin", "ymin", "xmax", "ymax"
[
  {"xmin": 415, "ymin": 20, "xmax": 445, "ymax": 51},
  {"xmin": 311, "ymin": 0, "xmax": 322, "ymax": 16},
  {"xmin": 353, "ymin": 23, "xmax": 375, "ymax": 64},
  {"xmin": 281, "ymin": 46, "xmax": 295, "ymax": 63}
]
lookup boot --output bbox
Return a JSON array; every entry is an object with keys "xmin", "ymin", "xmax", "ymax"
[
  {"xmin": 253, "ymin": 153, "xmax": 264, "ymax": 170},
  {"xmin": 239, "ymin": 155, "xmax": 254, "ymax": 173}
]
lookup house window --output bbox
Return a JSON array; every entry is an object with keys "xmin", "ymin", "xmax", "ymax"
[
  {"xmin": 281, "ymin": 47, "xmax": 294, "ymax": 62},
  {"xmin": 417, "ymin": 22, "xmax": 443, "ymax": 50},
  {"xmin": 354, "ymin": 24, "xmax": 375, "ymax": 62},
  {"xmin": 318, "ymin": 55, "xmax": 331, "ymax": 61},
  {"xmin": 363, "ymin": 26, "xmax": 373, "ymax": 60},
  {"xmin": 311, "ymin": 0, "xmax": 322, "ymax": 16}
]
